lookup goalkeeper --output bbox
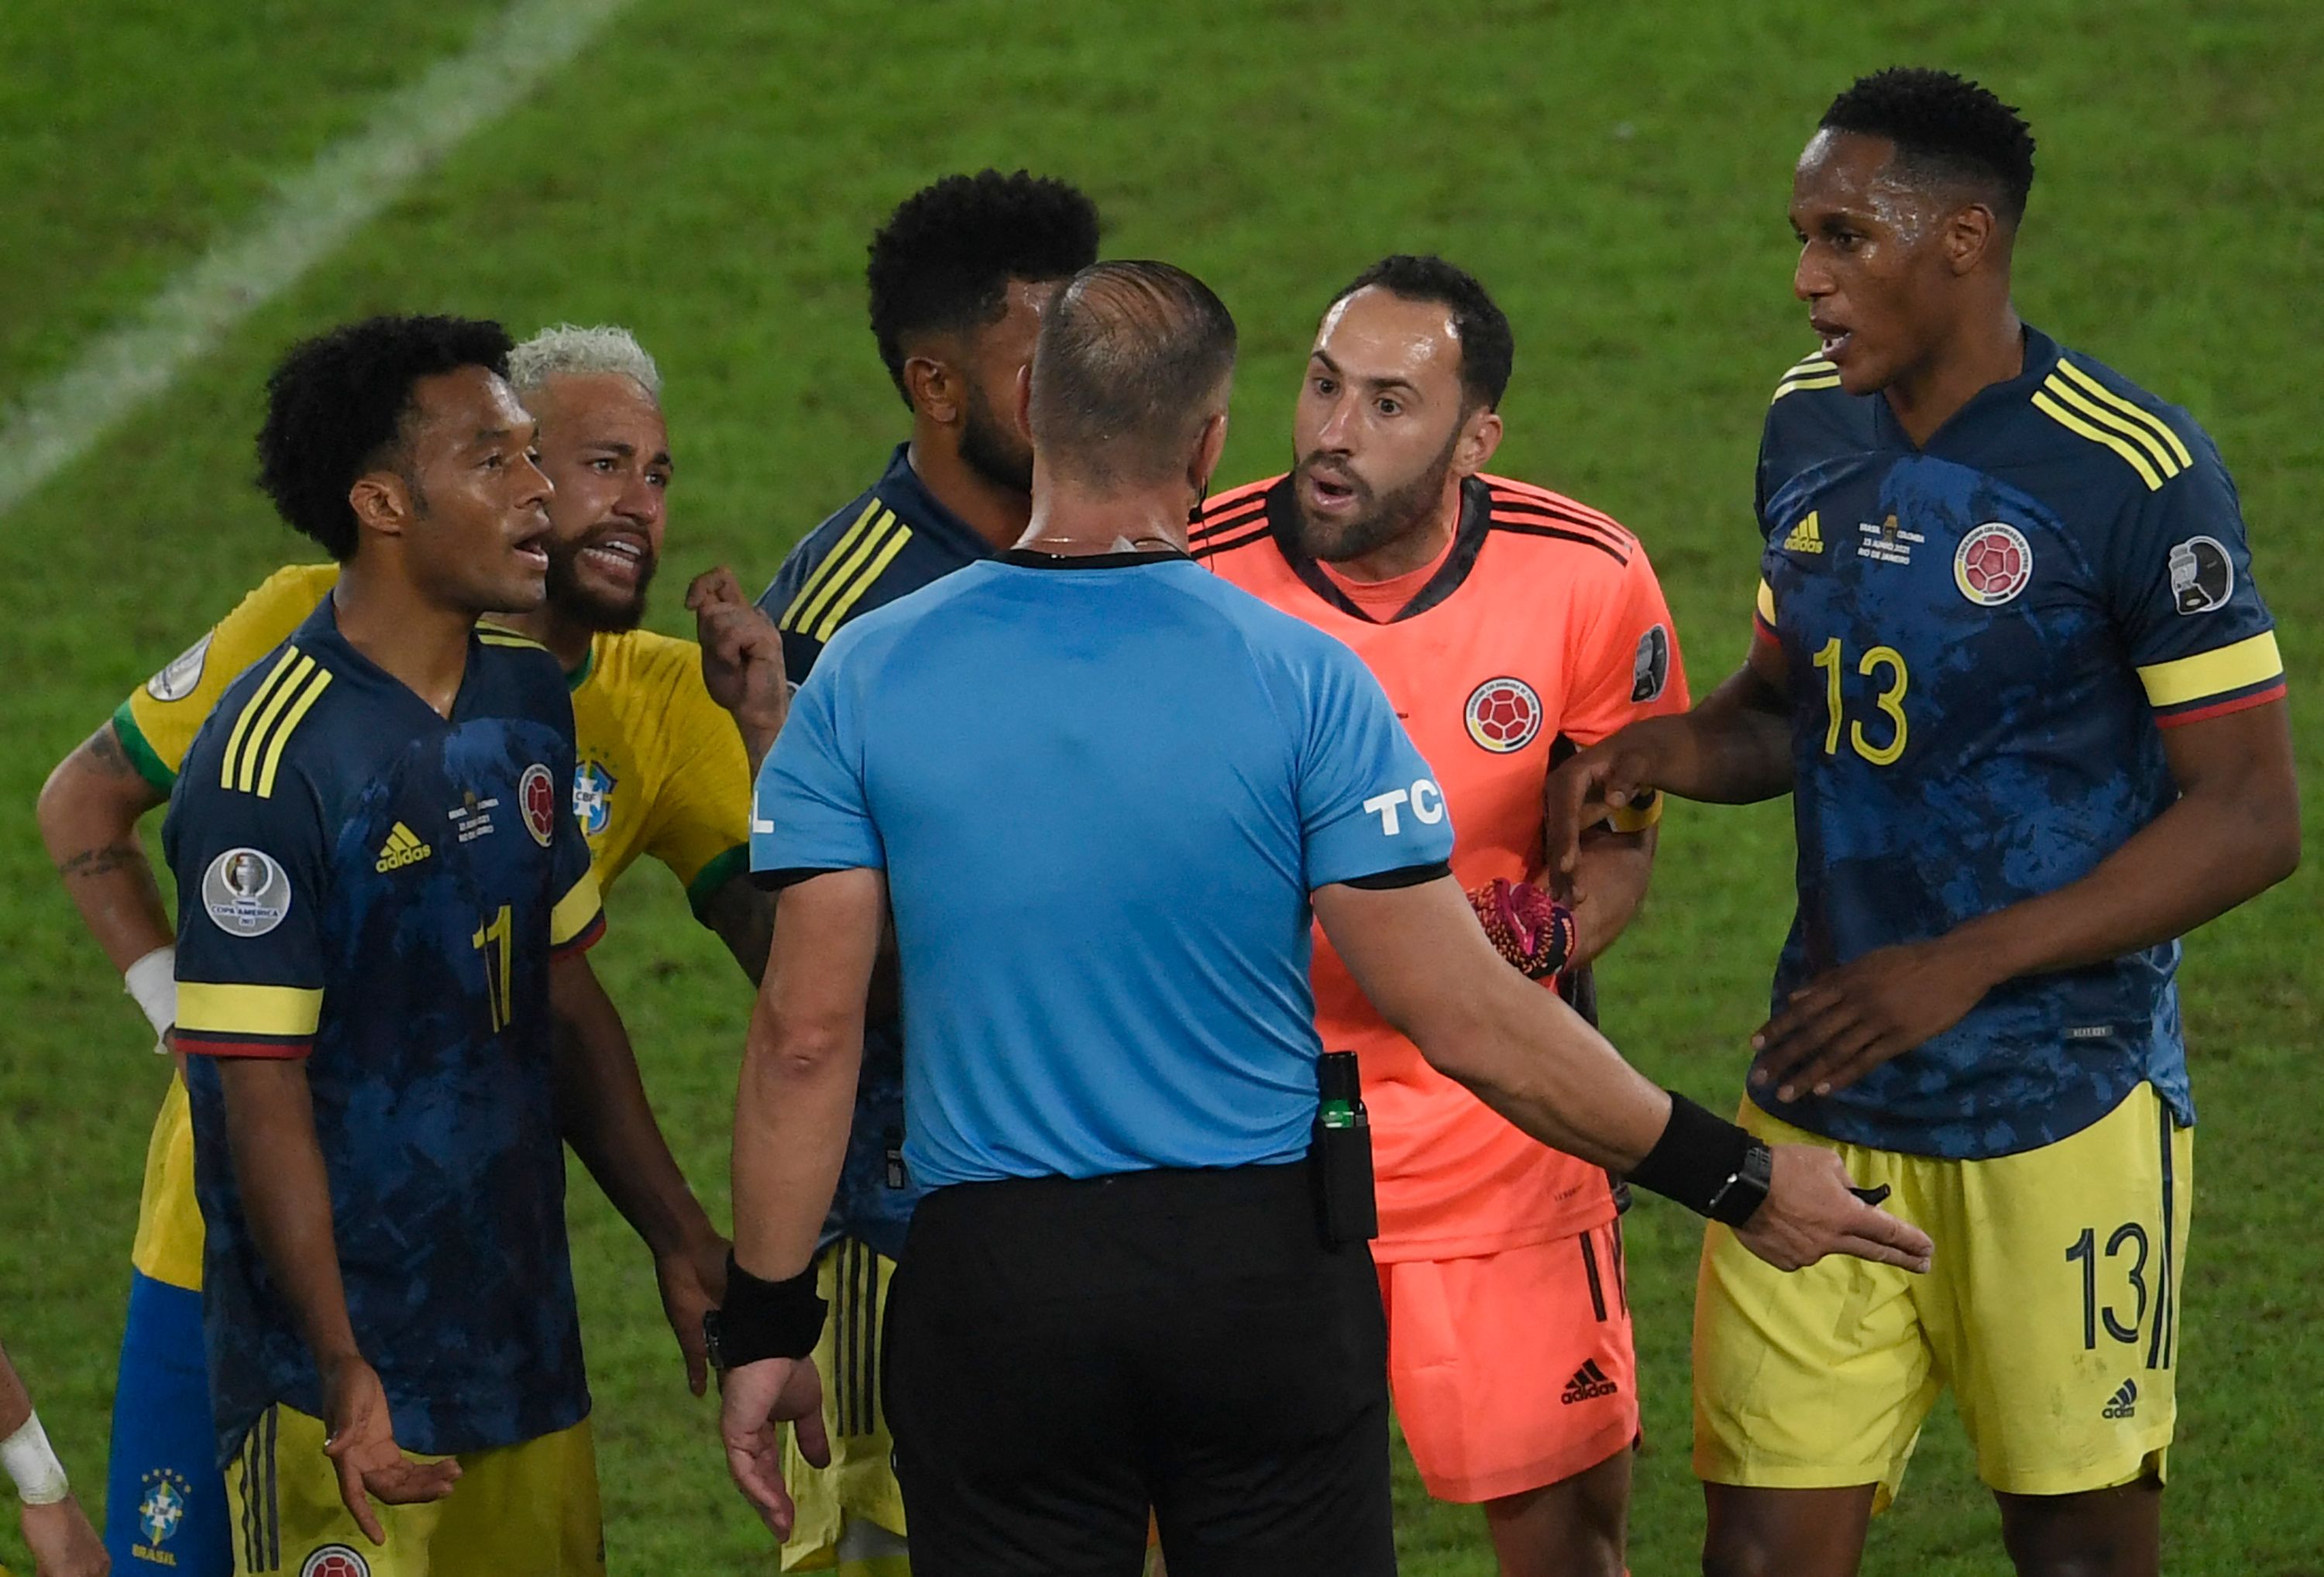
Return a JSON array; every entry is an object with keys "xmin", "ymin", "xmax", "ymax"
[{"xmin": 1193, "ymin": 255, "xmax": 1689, "ymax": 1576}]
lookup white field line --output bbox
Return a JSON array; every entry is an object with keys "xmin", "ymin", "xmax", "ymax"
[{"xmin": 0, "ymin": 0, "xmax": 637, "ymax": 520}]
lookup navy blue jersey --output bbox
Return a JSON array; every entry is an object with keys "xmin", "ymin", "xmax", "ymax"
[
  {"xmin": 1753, "ymin": 328, "xmax": 2283, "ymax": 1160},
  {"xmin": 165, "ymin": 596, "xmax": 605, "ymax": 1462},
  {"xmin": 756, "ymin": 442, "xmax": 997, "ymax": 1256}
]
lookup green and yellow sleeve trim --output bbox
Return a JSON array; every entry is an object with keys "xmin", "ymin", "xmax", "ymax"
[
  {"xmin": 111, "ymin": 699, "xmax": 180, "ymax": 795},
  {"xmin": 551, "ymin": 869, "xmax": 607, "ymax": 957},
  {"xmin": 684, "ymin": 844, "xmax": 753, "ymax": 925}
]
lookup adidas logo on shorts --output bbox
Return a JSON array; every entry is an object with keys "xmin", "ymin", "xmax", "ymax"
[
  {"xmin": 1561, "ymin": 1359, "xmax": 1619, "ymax": 1405},
  {"xmin": 2102, "ymin": 1379, "xmax": 2139, "ymax": 1420}
]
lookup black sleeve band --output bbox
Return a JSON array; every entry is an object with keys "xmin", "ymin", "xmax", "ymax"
[
  {"xmin": 1339, "ymin": 860, "xmax": 1454, "ymax": 892},
  {"xmin": 751, "ymin": 865, "xmax": 848, "ymax": 892},
  {"xmin": 1624, "ymin": 1092, "xmax": 1758, "ymax": 1221},
  {"xmin": 708, "ymin": 1252, "xmax": 829, "ymax": 1366}
]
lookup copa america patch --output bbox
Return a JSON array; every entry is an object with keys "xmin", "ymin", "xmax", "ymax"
[
  {"xmin": 300, "ymin": 1544, "xmax": 373, "ymax": 1577},
  {"xmin": 1466, "ymin": 677, "xmax": 1542, "ymax": 753},
  {"xmin": 2169, "ymin": 535, "xmax": 2233, "ymax": 614},
  {"xmin": 1954, "ymin": 522, "xmax": 2033, "ymax": 606},
  {"xmin": 1630, "ymin": 624, "xmax": 1671, "ymax": 703},
  {"xmin": 520, "ymin": 763, "xmax": 558, "ymax": 847},
  {"xmin": 201, "ymin": 847, "xmax": 290, "ymax": 936},
  {"xmin": 145, "ymin": 630, "xmax": 215, "ymax": 702}
]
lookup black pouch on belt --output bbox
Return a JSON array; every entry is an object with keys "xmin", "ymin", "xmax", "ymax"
[{"xmin": 1311, "ymin": 1050, "xmax": 1379, "ymax": 1249}]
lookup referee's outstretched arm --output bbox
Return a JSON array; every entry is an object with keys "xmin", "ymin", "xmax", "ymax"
[{"xmin": 1312, "ymin": 877, "xmax": 1934, "ymax": 1274}]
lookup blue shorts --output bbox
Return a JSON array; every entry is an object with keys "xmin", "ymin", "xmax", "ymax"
[{"xmin": 105, "ymin": 1271, "xmax": 232, "ymax": 1576}]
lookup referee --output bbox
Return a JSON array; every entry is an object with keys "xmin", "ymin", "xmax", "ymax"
[{"xmin": 715, "ymin": 261, "xmax": 1930, "ymax": 1577}]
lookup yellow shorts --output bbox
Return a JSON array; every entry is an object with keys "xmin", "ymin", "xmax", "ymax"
[
  {"xmin": 780, "ymin": 1239, "xmax": 908, "ymax": 1575},
  {"xmin": 1693, "ymin": 1083, "xmax": 2190, "ymax": 1508},
  {"xmin": 222, "ymin": 1404, "xmax": 602, "ymax": 1576}
]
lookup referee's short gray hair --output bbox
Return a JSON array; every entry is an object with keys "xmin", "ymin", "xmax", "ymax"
[{"xmin": 507, "ymin": 323, "xmax": 662, "ymax": 402}]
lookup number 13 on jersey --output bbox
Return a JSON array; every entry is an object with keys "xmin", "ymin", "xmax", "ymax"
[{"xmin": 1811, "ymin": 636, "xmax": 1910, "ymax": 766}]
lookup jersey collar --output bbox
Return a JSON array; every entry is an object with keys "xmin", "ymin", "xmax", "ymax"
[
  {"xmin": 880, "ymin": 443, "xmax": 1002, "ymax": 561},
  {"xmin": 1263, "ymin": 473, "xmax": 1493, "ymax": 624},
  {"xmin": 1869, "ymin": 325, "xmax": 2061, "ymax": 457}
]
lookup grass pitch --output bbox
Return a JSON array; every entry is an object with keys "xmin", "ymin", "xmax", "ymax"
[{"xmin": 2, "ymin": 1, "xmax": 2318, "ymax": 1570}]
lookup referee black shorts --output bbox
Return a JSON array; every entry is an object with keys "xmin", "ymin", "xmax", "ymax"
[{"xmin": 885, "ymin": 1159, "xmax": 1394, "ymax": 1577}]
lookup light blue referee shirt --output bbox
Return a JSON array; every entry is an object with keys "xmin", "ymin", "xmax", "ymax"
[{"xmin": 751, "ymin": 547, "xmax": 1454, "ymax": 1190}]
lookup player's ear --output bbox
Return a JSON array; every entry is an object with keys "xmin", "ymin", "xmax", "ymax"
[
  {"xmin": 903, "ymin": 354, "xmax": 961, "ymax": 428},
  {"xmin": 1456, "ymin": 407, "xmax": 1504, "ymax": 477},
  {"xmin": 1013, "ymin": 362, "xmax": 1033, "ymax": 435},
  {"xmin": 1191, "ymin": 410, "xmax": 1229, "ymax": 498},
  {"xmin": 1945, "ymin": 202, "xmax": 1997, "ymax": 277},
  {"xmin": 348, "ymin": 470, "xmax": 411, "ymax": 538}
]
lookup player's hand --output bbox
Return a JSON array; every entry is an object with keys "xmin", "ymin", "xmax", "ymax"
[
  {"xmin": 1541, "ymin": 722, "xmax": 1674, "ymax": 904},
  {"xmin": 320, "ymin": 1356, "xmax": 460, "ymax": 1544},
  {"xmin": 658, "ymin": 1232, "xmax": 731, "ymax": 1398},
  {"xmin": 1734, "ymin": 1144, "xmax": 1933, "ymax": 1273},
  {"xmin": 687, "ymin": 567, "xmax": 789, "ymax": 765},
  {"xmin": 20, "ymin": 1492, "xmax": 109, "ymax": 1577},
  {"xmin": 1750, "ymin": 936, "xmax": 1997, "ymax": 1102},
  {"xmin": 720, "ymin": 1355, "xmax": 830, "ymax": 1541}
]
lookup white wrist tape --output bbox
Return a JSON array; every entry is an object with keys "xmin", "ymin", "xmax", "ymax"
[
  {"xmin": 125, "ymin": 944, "xmax": 177, "ymax": 1050},
  {"xmin": 2, "ymin": 1410, "xmax": 69, "ymax": 1505}
]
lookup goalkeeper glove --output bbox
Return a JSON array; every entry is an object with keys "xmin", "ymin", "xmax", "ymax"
[{"xmin": 1467, "ymin": 878, "xmax": 1576, "ymax": 981}]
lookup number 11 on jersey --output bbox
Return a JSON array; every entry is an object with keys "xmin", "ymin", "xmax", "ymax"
[{"xmin": 473, "ymin": 903, "xmax": 513, "ymax": 1031}]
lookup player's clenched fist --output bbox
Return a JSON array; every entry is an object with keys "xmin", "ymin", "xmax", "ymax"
[
  {"xmin": 687, "ymin": 566, "xmax": 789, "ymax": 768},
  {"xmin": 1734, "ymin": 1145, "xmax": 1932, "ymax": 1274}
]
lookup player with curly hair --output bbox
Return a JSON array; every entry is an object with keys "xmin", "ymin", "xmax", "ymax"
[
  {"xmin": 1547, "ymin": 68, "xmax": 2298, "ymax": 1577},
  {"xmin": 751, "ymin": 168, "xmax": 1100, "ymax": 1577}
]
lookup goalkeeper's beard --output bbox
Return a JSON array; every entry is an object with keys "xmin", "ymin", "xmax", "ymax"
[{"xmin": 1292, "ymin": 428, "xmax": 1460, "ymax": 566}]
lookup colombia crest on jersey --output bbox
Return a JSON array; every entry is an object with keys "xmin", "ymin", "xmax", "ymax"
[
  {"xmin": 1754, "ymin": 328, "xmax": 2283, "ymax": 1159},
  {"xmin": 165, "ymin": 597, "xmax": 605, "ymax": 1463},
  {"xmin": 1197, "ymin": 471, "xmax": 1690, "ymax": 1259}
]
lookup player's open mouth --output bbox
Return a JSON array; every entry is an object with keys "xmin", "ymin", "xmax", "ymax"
[
  {"xmin": 1303, "ymin": 468, "xmax": 1363, "ymax": 514},
  {"xmin": 579, "ymin": 534, "xmax": 651, "ymax": 586},
  {"xmin": 1812, "ymin": 319, "xmax": 1854, "ymax": 361},
  {"xmin": 512, "ymin": 523, "xmax": 551, "ymax": 572}
]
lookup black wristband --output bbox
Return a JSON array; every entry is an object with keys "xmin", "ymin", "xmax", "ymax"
[
  {"xmin": 703, "ymin": 1252, "xmax": 828, "ymax": 1369},
  {"xmin": 1624, "ymin": 1092, "xmax": 1763, "ymax": 1223}
]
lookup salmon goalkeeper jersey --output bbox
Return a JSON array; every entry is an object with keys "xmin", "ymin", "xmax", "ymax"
[
  {"xmin": 1198, "ymin": 472, "xmax": 1691, "ymax": 1260},
  {"xmin": 1753, "ymin": 328, "xmax": 2284, "ymax": 1159},
  {"xmin": 115, "ymin": 562, "xmax": 751, "ymax": 1290}
]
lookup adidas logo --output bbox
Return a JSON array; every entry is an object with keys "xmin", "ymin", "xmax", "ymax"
[
  {"xmin": 375, "ymin": 822, "xmax": 434, "ymax": 872},
  {"xmin": 1561, "ymin": 1360, "xmax": 1619, "ymax": 1405},
  {"xmin": 2102, "ymin": 1379, "xmax": 2139, "ymax": 1420},
  {"xmin": 1783, "ymin": 511, "xmax": 1824, "ymax": 554}
]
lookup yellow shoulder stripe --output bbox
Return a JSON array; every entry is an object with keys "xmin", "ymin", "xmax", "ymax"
[
  {"xmin": 177, "ymin": 982, "xmax": 324, "ymax": 1038},
  {"xmin": 795, "ymin": 510, "xmax": 906, "ymax": 638},
  {"xmin": 1755, "ymin": 579, "xmax": 1778, "ymax": 624},
  {"xmin": 2054, "ymin": 360, "xmax": 2192, "ymax": 468},
  {"xmin": 780, "ymin": 500, "xmax": 885, "ymax": 631},
  {"xmin": 813, "ymin": 521, "xmax": 914, "ymax": 641},
  {"xmin": 2137, "ymin": 631, "xmax": 2282, "ymax": 709},
  {"xmin": 551, "ymin": 868, "xmax": 604, "ymax": 947},
  {"xmin": 478, "ymin": 627, "xmax": 547, "ymax": 651},
  {"xmin": 222, "ymin": 649, "xmax": 334, "ymax": 795},
  {"xmin": 1772, "ymin": 359, "xmax": 1841, "ymax": 402}
]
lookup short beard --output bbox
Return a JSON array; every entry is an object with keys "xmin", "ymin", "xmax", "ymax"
[
  {"xmin": 1291, "ymin": 428, "xmax": 1460, "ymax": 565},
  {"xmin": 959, "ymin": 380, "xmax": 1035, "ymax": 495},
  {"xmin": 543, "ymin": 538, "xmax": 655, "ymax": 633}
]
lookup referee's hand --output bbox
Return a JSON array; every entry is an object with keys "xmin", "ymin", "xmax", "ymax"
[
  {"xmin": 720, "ymin": 1355, "xmax": 830, "ymax": 1541},
  {"xmin": 1736, "ymin": 1146, "xmax": 1933, "ymax": 1273}
]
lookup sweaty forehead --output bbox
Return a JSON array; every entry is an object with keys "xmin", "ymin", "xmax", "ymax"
[
  {"xmin": 1314, "ymin": 287, "xmax": 1462, "ymax": 387},
  {"xmin": 1793, "ymin": 129, "xmax": 1941, "ymax": 222}
]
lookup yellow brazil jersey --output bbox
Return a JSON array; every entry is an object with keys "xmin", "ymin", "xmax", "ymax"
[{"xmin": 116, "ymin": 562, "xmax": 751, "ymax": 1290}]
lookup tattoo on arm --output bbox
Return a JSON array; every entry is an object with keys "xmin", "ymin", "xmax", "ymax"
[
  {"xmin": 57, "ymin": 840, "xmax": 150, "ymax": 881},
  {"xmin": 86, "ymin": 723, "xmax": 139, "ymax": 778}
]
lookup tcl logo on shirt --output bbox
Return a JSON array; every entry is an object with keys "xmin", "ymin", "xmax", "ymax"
[{"xmin": 1363, "ymin": 778, "xmax": 1446, "ymax": 837}]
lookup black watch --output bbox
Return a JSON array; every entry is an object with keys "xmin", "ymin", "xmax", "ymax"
[{"xmin": 1704, "ymin": 1140, "xmax": 1773, "ymax": 1227}]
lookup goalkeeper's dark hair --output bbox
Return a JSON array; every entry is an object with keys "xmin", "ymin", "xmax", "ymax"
[
  {"xmin": 866, "ymin": 170, "xmax": 1102, "ymax": 407},
  {"xmin": 1030, "ymin": 261, "xmax": 1236, "ymax": 489},
  {"xmin": 1329, "ymin": 255, "xmax": 1514, "ymax": 412},
  {"xmin": 256, "ymin": 314, "xmax": 514, "ymax": 560},
  {"xmin": 1821, "ymin": 67, "xmax": 2037, "ymax": 225}
]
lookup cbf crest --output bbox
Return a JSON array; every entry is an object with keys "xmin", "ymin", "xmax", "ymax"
[
  {"xmin": 573, "ymin": 759, "xmax": 617, "ymax": 838},
  {"xmin": 135, "ymin": 1465, "xmax": 191, "ymax": 1557}
]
